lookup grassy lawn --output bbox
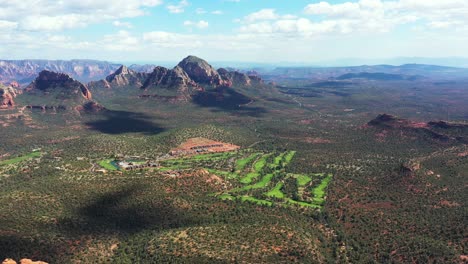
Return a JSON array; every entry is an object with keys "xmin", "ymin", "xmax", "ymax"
[
  {"xmin": 272, "ymin": 152, "xmax": 286, "ymax": 167},
  {"xmin": 283, "ymin": 151, "xmax": 296, "ymax": 164},
  {"xmin": 265, "ymin": 182, "xmax": 285, "ymax": 199},
  {"xmin": 312, "ymin": 174, "xmax": 333, "ymax": 204},
  {"xmin": 235, "ymin": 153, "xmax": 259, "ymax": 172},
  {"xmin": 190, "ymin": 152, "xmax": 235, "ymax": 161},
  {"xmin": 295, "ymin": 174, "xmax": 312, "ymax": 186},
  {"xmin": 98, "ymin": 159, "xmax": 119, "ymax": 171},
  {"xmin": 253, "ymin": 154, "xmax": 271, "ymax": 171},
  {"xmin": 0, "ymin": 151, "xmax": 41, "ymax": 166},
  {"xmin": 240, "ymin": 172, "xmax": 260, "ymax": 184},
  {"xmin": 239, "ymin": 173, "xmax": 274, "ymax": 191},
  {"xmin": 240, "ymin": 154, "xmax": 271, "ymax": 184},
  {"xmin": 218, "ymin": 193, "xmax": 235, "ymax": 201},
  {"xmin": 164, "ymin": 152, "xmax": 235, "ymax": 164}
]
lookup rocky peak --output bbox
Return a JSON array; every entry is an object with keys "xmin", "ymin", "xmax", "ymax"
[
  {"xmin": 114, "ymin": 65, "xmax": 130, "ymax": 75},
  {"xmin": 106, "ymin": 65, "xmax": 132, "ymax": 81},
  {"xmin": 218, "ymin": 68, "xmax": 249, "ymax": 87},
  {"xmin": 217, "ymin": 68, "xmax": 264, "ymax": 87},
  {"xmin": 369, "ymin": 114, "xmax": 398, "ymax": 125},
  {"xmin": 9, "ymin": 81, "xmax": 20, "ymax": 89},
  {"xmin": 142, "ymin": 66, "xmax": 199, "ymax": 90},
  {"xmin": 0, "ymin": 83, "xmax": 18, "ymax": 109},
  {"xmin": 177, "ymin": 55, "xmax": 226, "ymax": 86},
  {"xmin": 141, "ymin": 66, "xmax": 170, "ymax": 89},
  {"xmin": 217, "ymin": 68, "xmax": 229, "ymax": 75},
  {"xmin": 104, "ymin": 65, "xmax": 148, "ymax": 87},
  {"xmin": 27, "ymin": 70, "xmax": 92, "ymax": 100},
  {"xmin": 80, "ymin": 101, "xmax": 106, "ymax": 113}
]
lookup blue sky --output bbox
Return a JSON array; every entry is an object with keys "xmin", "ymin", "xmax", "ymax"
[{"xmin": 0, "ymin": 0, "xmax": 467, "ymax": 64}]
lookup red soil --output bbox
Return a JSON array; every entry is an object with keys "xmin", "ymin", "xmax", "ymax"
[{"xmin": 170, "ymin": 137, "xmax": 240, "ymax": 156}]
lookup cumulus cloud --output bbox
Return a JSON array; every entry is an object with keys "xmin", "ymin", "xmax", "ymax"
[
  {"xmin": 0, "ymin": 20, "xmax": 17, "ymax": 31},
  {"xmin": 184, "ymin": 20, "xmax": 209, "ymax": 29},
  {"xmin": 0, "ymin": 0, "xmax": 163, "ymax": 31},
  {"xmin": 236, "ymin": 0, "xmax": 468, "ymax": 37},
  {"xmin": 142, "ymin": 31, "xmax": 266, "ymax": 52},
  {"xmin": 167, "ymin": 0, "xmax": 189, "ymax": 14},
  {"xmin": 196, "ymin": 8, "xmax": 223, "ymax": 15},
  {"xmin": 113, "ymin": 20, "xmax": 133, "ymax": 28},
  {"xmin": 143, "ymin": 31, "xmax": 203, "ymax": 48},
  {"xmin": 0, "ymin": 0, "xmax": 467, "ymax": 61},
  {"xmin": 304, "ymin": 0, "xmax": 468, "ymax": 31},
  {"xmin": 243, "ymin": 9, "xmax": 279, "ymax": 22},
  {"xmin": 100, "ymin": 30, "xmax": 141, "ymax": 51}
]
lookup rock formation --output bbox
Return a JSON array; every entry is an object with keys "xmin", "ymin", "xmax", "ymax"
[
  {"xmin": 142, "ymin": 56, "xmax": 262, "ymax": 91},
  {"xmin": 9, "ymin": 81, "xmax": 20, "ymax": 89},
  {"xmin": 177, "ymin": 56, "xmax": 228, "ymax": 86},
  {"xmin": 368, "ymin": 114, "xmax": 467, "ymax": 143},
  {"xmin": 141, "ymin": 66, "xmax": 203, "ymax": 101},
  {"xmin": 26, "ymin": 70, "xmax": 92, "ymax": 100},
  {"xmin": 0, "ymin": 83, "xmax": 19, "ymax": 109},
  {"xmin": 104, "ymin": 65, "xmax": 149, "ymax": 88},
  {"xmin": 142, "ymin": 66, "xmax": 199, "ymax": 90},
  {"xmin": 218, "ymin": 68, "xmax": 252, "ymax": 87},
  {"xmin": 88, "ymin": 56, "xmax": 264, "ymax": 103},
  {"xmin": 79, "ymin": 101, "xmax": 106, "ymax": 113},
  {"xmin": 23, "ymin": 70, "xmax": 104, "ymax": 112}
]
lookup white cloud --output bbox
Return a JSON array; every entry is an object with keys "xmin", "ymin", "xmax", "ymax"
[
  {"xmin": 143, "ymin": 31, "xmax": 203, "ymax": 48},
  {"xmin": 244, "ymin": 9, "xmax": 279, "ymax": 22},
  {"xmin": 242, "ymin": 9, "xmax": 298, "ymax": 25},
  {"xmin": 304, "ymin": 0, "xmax": 468, "ymax": 31},
  {"xmin": 196, "ymin": 8, "xmax": 223, "ymax": 15},
  {"xmin": 101, "ymin": 30, "xmax": 140, "ymax": 51},
  {"xmin": 184, "ymin": 20, "xmax": 209, "ymax": 29},
  {"xmin": 0, "ymin": 0, "xmax": 467, "ymax": 62},
  {"xmin": 0, "ymin": 20, "xmax": 17, "ymax": 31},
  {"xmin": 167, "ymin": 0, "xmax": 189, "ymax": 14},
  {"xmin": 239, "ymin": 18, "xmax": 342, "ymax": 36},
  {"xmin": 304, "ymin": 2, "xmax": 361, "ymax": 18},
  {"xmin": 21, "ymin": 15, "xmax": 90, "ymax": 31},
  {"xmin": 141, "ymin": 0, "xmax": 165, "ymax": 5},
  {"xmin": 113, "ymin": 20, "xmax": 133, "ymax": 28},
  {"xmin": 142, "ymin": 31, "xmax": 266, "ymax": 52},
  {"xmin": 0, "ymin": 0, "xmax": 163, "ymax": 31},
  {"xmin": 237, "ymin": 0, "xmax": 468, "ymax": 38}
]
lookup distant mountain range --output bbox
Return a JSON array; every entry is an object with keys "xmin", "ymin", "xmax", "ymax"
[
  {"xmin": 0, "ymin": 59, "xmax": 121, "ymax": 84},
  {"xmin": 258, "ymin": 64, "xmax": 468, "ymax": 81},
  {"xmin": 0, "ymin": 60, "xmax": 160, "ymax": 85},
  {"xmin": 335, "ymin": 72, "xmax": 423, "ymax": 81},
  {"xmin": 316, "ymin": 57, "xmax": 468, "ymax": 68},
  {"xmin": 2, "ymin": 58, "xmax": 468, "ymax": 87},
  {"xmin": 0, "ymin": 82, "xmax": 20, "ymax": 109},
  {"xmin": 9, "ymin": 56, "xmax": 265, "ymax": 112}
]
